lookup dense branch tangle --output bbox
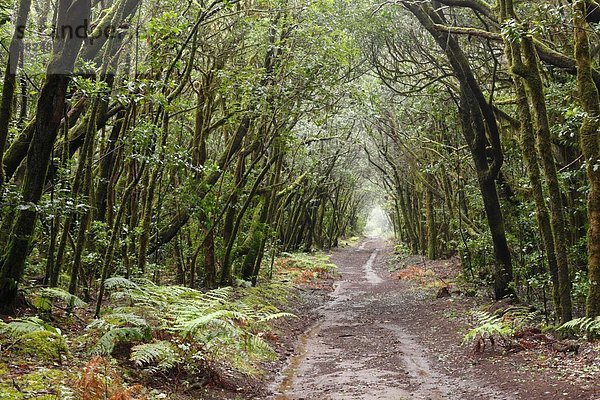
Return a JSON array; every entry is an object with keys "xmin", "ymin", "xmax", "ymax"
[
  {"xmin": 365, "ymin": 0, "xmax": 599, "ymax": 316},
  {"xmin": 0, "ymin": 0, "xmax": 598, "ymax": 324},
  {"xmin": 0, "ymin": 0, "xmax": 366, "ymax": 310}
]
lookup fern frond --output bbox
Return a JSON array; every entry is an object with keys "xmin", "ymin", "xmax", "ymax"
[
  {"xmin": 462, "ymin": 311, "xmax": 514, "ymax": 346},
  {"xmin": 559, "ymin": 317, "xmax": 600, "ymax": 337},
  {"xmin": 91, "ymin": 327, "xmax": 151, "ymax": 355},
  {"xmin": 102, "ymin": 312, "xmax": 149, "ymax": 328},
  {"xmin": 175, "ymin": 310, "xmax": 239, "ymax": 337},
  {"xmin": 104, "ymin": 276, "xmax": 139, "ymax": 291},
  {"xmin": 203, "ymin": 286, "xmax": 234, "ymax": 303},
  {"xmin": 130, "ymin": 341, "xmax": 181, "ymax": 371},
  {"xmin": 243, "ymin": 334, "xmax": 276, "ymax": 360},
  {"xmin": 0, "ymin": 317, "xmax": 60, "ymax": 339},
  {"xmin": 257, "ymin": 312, "xmax": 296, "ymax": 323},
  {"xmin": 36, "ymin": 287, "xmax": 87, "ymax": 308}
]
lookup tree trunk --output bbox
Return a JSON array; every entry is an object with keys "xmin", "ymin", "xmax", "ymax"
[
  {"xmin": 426, "ymin": 182, "xmax": 436, "ymax": 259},
  {"xmin": 203, "ymin": 230, "xmax": 216, "ymax": 288},
  {"xmin": 517, "ymin": 37, "xmax": 573, "ymax": 323},
  {"xmin": 0, "ymin": 0, "xmax": 91, "ymax": 309},
  {"xmin": 0, "ymin": 0, "xmax": 31, "ymax": 187},
  {"xmin": 404, "ymin": 2, "xmax": 514, "ymax": 299},
  {"xmin": 574, "ymin": 0, "xmax": 600, "ymax": 317}
]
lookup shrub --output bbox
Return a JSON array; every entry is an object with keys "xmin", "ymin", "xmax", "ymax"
[
  {"xmin": 86, "ymin": 277, "xmax": 294, "ymax": 377},
  {"xmin": 559, "ymin": 317, "xmax": 600, "ymax": 339}
]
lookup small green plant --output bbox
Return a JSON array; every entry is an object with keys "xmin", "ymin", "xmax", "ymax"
[
  {"xmin": 393, "ymin": 242, "xmax": 410, "ymax": 256},
  {"xmin": 86, "ymin": 277, "xmax": 295, "ymax": 377},
  {"xmin": 463, "ymin": 311, "xmax": 514, "ymax": 351},
  {"xmin": 559, "ymin": 317, "xmax": 600, "ymax": 339},
  {"xmin": 0, "ymin": 316, "xmax": 61, "ymax": 338},
  {"xmin": 463, "ymin": 306, "xmax": 537, "ymax": 352},
  {"xmin": 28, "ymin": 287, "xmax": 87, "ymax": 312},
  {"xmin": 90, "ymin": 326, "xmax": 152, "ymax": 356},
  {"xmin": 130, "ymin": 341, "xmax": 181, "ymax": 372}
]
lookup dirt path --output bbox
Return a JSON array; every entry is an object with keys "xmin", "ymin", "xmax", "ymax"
[{"xmin": 268, "ymin": 238, "xmax": 598, "ymax": 400}]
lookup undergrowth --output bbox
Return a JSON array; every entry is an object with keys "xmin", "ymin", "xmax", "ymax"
[
  {"xmin": 275, "ymin": 252, "xmax": 337, "ymax": 284},
  {"xmin": 0, "ymin": 251, "xmax": 328, "ymax": 398},
  {"xmin": 462, "ymin": 306, "xmax": 538, "ymax": 353},
  {"xmin": 559, "ymin": 317, "xmax": 600, "ymax": 340},
  {"xmin": 87, "ymin": 277, "xmax": 295, "ymax": 377}
]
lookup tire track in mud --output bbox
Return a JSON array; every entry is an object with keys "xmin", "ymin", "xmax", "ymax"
[{"xmin": 270, "ymin": 237, "xmax": 512, "ymax": 400}]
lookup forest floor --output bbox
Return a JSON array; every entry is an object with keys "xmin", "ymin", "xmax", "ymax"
[
  {"xmin": 1, "ymin": 238, "xmax": 598, "ymax": 399},
  {"xmin": 264, "ymin": 237, "xmax": 599, "ymax": 400}
]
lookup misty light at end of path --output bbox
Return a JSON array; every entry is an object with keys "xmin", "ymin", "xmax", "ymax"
[{"xmin": 363, "ymin": 205, "xmax": 393, "ymax": 238}]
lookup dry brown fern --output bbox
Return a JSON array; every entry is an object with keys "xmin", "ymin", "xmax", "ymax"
[{"xmin": 78, "ymin": 356, "xmax": 146, "ymax": 400}]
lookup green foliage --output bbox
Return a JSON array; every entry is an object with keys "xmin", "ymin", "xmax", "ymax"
[
  {"xmin": 0, "ymin": 0, "xmax": 10, "ymax": 26},
  {"xmin": 91, "ymin": 327, "xmax": 152, "ymax": 356},
  {"xmin": 463, "ymin": 307, "xmax": 538, "ymax": 349},
  {"xmin": 130, "ymin": 341, "xmax": 181, "ymax": 371},
  {"xmin": 242, "ymin": 281, "xmax": 293, "ymax": 309},
  {"xmin": 572, "ymin": 270, "xmax": 591, "ymax": 302},
  {"xmin": 463, "ymin": 311, "xmax": 514, "ymax": 346},
  {"xmin": 393, "ymin": 242, "xmax": 411, "ymax": 257},
  {"xmin": 0, "ymin": 316, "xmax": 60, "ymax": 339},
  {"xmin": 29, "ymin": 287, "xmax": 87, "ymax": 311},
  {"xmin": 559, "ymin": 317, "xmax": 600, "ymax": 339},
  {"xmin": 104, "ymin": 276, "xmax": 140, "ymax": 290},
  {"xmin": 85, "ymin": 277, "xmax": 294, "ymax": 376},
  {"xmin": 0, "ymin": 320, "xmax": 66, "ymax": 364}
]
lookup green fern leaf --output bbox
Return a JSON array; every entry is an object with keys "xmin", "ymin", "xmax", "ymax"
[
  {"xmin": 0, "ymin": 317, "xmax": 60, "ymax": 339},
  {"xmin": 91, "ymin": 326, "xmax": 151, "ymax": 355},
  {"xmin": 37, "ymin": 287, "xmax": 87, "ymax": 308},
  {"xmin": 130, "ymin": 341, "xmax": 181, "ymax": 370},
  {"xmin": 559, "ymin": 317, "xmax": 600, "ymax": 337},
  {"xmin": 104, "ymin": 276, "xmax": 139, "ymax": 291}
]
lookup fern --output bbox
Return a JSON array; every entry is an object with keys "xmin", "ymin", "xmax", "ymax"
[
  {"xmin": 257, "ymin": 312, "xmax": 296, "ymax": 323},
  {"xmin": 0, "ymin": 317, "xmax": 60, "ymax": 339},
  {"xmin": 175, "ymin": 309, "xmax": 239, "ymax": 337},
  {"xmin": 463, "ymin": 311, "xmax": 514, "ymax": 346},
  {"xmin": 243, "ymin": 282, "xmax": 292, "ymax": 308},
  {"xmin": 89, "ymin": 279, "xmax": 294, "ymax": 376},
  {"xmin": 101, "ymin": 312, "xmax": 148, "ymax": 328},
  {"xmin": 104, "ymin": 276, "xmax": 140, "ymax": 290},
  {"xmin": 502, "ymin": 306, "xmax": 538, "ymax": 330},
  {"xmin": 37, "ymin": 287, "xmax": 87, "ymax": 308},
  {"xmin": 91, "ymin": 327, "xmax": 152, "ymax": 355},
  {"xmin": 559, "ymin": 317, "xmax": 600, "ymax": 338},
  {"xmin": 244, "ymin": 334, "xmax": 277, "ymax": 360},
  {"xmin": 130, "ymin": 341, "xmax": 181, "ymax": 371},
  {"xmin": 88, "ymin": 307, "xmax": 154, "ymax": 356},
  {"xmin": 462, "ymin": 306, "xmax": 538, "ymax": 351}
]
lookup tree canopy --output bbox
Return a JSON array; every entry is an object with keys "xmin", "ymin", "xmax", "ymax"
[{"xmin": 0, "ymin": 0, "xmax": 598, "ymax": 324}]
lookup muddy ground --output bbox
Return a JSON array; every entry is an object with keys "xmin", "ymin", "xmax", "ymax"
[{"xmin": 264, "ymin": 237, "xmax": 599, "ymax": 400}]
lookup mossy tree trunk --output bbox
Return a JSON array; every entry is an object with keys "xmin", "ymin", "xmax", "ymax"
[
  {"xmin": 574, "ymin": 0, "xmax": 600, "ymax": 317},
  {"xmin": 0, "ymin": 0, "xmax": 91, "ymax": 309},
  {"xmin": 425, "ymin": 177, "xmax": 436, "ymax": 260},
  {"xmin": 404, "ymin": 2, "xmax": 514, "ymax": 299},
  {"xmin": 515, "ymin": 37, "xmax": 573, "ymax": 323},
  {"xmin": 498, "ymin": 0, "xmax": 562, "ymax": 316},
  {"xmin": 0, "ymin": 0, "xmax": 31, "ymax": 188}
]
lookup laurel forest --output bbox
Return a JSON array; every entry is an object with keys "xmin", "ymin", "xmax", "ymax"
[{"xmin": 0, "ymin": 0, "xmax": 598, "ymax": 398}]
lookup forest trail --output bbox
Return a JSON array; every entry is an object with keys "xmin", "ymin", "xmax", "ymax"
[{"xmin": 270, "ymin": 237, "xmax": 513, "ymax": 400}]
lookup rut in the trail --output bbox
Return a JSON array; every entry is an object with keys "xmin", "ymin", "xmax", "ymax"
[{"xmin": 270, "ymin": 237, "xmax": 512, "ymax": 400}]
